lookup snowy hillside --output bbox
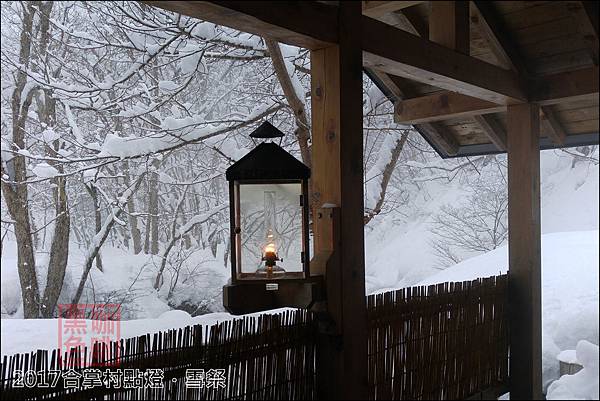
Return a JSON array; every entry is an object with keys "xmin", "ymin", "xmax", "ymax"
[{"xmin": 364, "ymin": 149, "xmax": 599, "ymax": 294}]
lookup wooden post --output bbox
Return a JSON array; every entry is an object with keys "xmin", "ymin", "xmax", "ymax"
[
  {"xmin": 429, "ymin": 1, "xmax": 470, "ymax": 55},
  {"xmin": 506, "ymin": 103, "xmax": 542, "ymax": 400},
  {"xmin": 310, "ymin": 2, "xmax": 367, "ymax": 399}
]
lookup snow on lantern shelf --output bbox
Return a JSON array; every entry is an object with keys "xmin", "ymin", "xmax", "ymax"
[{"xmin": 223, "ymin": 121, "xmax": 323, "ymax": 314}]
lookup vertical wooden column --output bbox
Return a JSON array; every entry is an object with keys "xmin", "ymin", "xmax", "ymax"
[
  {"xmin": 429, "ymin": 1, "xmax": 470, "ymax": 54},
  {"xmin": 507, "ymin": 103, "xmax": 542, "ymax": 400},
  {"xmin": 310, "ymin": 2, "xmax": 367, "ymax": 399}
]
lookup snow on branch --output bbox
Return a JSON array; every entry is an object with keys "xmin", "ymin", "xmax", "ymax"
[{"xmin": 97, "ymin": 102, "xmax": 283, "ymax": 159}]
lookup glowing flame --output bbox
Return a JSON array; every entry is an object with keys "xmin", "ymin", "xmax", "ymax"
[{"xmin": 264, "ymin": 242, "xmax": 276, "ymax": 254}]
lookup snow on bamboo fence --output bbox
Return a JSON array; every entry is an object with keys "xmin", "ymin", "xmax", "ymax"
[
  {"xmin": 1, "ymin": 275, "xmax": 508, "ymax": 400},
  {"xmin": 0, "ymin": 310, "xmax": 318, "ymax": 400}
]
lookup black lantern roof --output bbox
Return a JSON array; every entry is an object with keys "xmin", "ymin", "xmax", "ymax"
[
  {"xmin": 226, "ymin": 142, "xmax": 310, "ymax": 181},
  {"xmin": 249, "ymin": 121, "xmax": 285, "ymax": 139}
]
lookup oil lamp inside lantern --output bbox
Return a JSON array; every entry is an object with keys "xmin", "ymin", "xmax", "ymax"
[{"xmin": 257, "ymin": 191, "xmax": 285, "ymax": 275}]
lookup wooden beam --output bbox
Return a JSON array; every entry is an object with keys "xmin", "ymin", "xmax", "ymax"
[
  {"xmin": 540, "ymin": 106, "xmax": 567, "ymax": 145},
  {"xmin": 367, "ymin": 9, "xmax": 459, "ymax": 156},
  {"xmin": 311, "ymin": 3, "xmax": 367, "ymax": 398},
  {"xmin": 366, "ymin": 68, "xmax": 406, "ymax": 100},
  {"xmin": 418, "ymin": 122, "xmax": 460, "ymax": 156},
  {"xmin": 362, "ymin": 1, "xmax": 425, "ymax": 18},
  {"xmin": 362, "ymin": 16, "xmax": 527, "ymax": 104},
  {"xmin": 376, "ymin": 7, "xmax": 425, "ymax": 36},
  {"xmin": 392, "ymin": 66, "xmax": 599, "ymax": 123},
  {"xmin": 567, "ymin": 1, "xmax": 599, "ymax": 65},
  {"xmin": 473, "ymin": 114, "xmax": 507, "ymax": 151},
  {"xmin": 146, "ymin": 1, "xmax": 527, "ymax": 104},
  {"xmin": 384, "ymin": 7, "xmax": 460, "ymax": 156},
  {"xmin": 401, "ymin": 5, "xmax": 428, "ymax": 37},
  {"xmin": 144, "ymin": 1, "xmax": 338, "ymax": 49},
  {"xmin": 471, "ymin": 1, "xmax": 569, "ymax": 147},
  {"xmin": 470, "ymin": 1, "xmax": 568, "ymax": 149},
  {"xmin": 507, "ymin": 103, "xmax": 542, "ymax": 400},
  {"xmin": 422, "ymin": 0, "xmax": 510, "ymax": 152},
  {"xmin": 471, "ymin": 1, "xmax": 529, "ymax": 74},
  {"xmin": 429, "ymin": 1, "xmax": 470, "ymax": 55},
  {"xmin": 531, "ymin": 66, "xmax": 599, "ymax": 106},
  {"xmin": 395, "ymin": 91, "xmax": 504, "ymax": 124}
]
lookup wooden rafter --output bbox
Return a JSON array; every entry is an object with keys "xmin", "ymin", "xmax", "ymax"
[
  {"xmin": 366, "ymin": 68, "xmax": 405, "ymax": 99},
  {"xmin": 401, "ymin": 5, "xmax": 428, "ymax": 37},
  {"xmin": 362, "ymin": 1, "xmax": 425, "ymax": 18},
  {"xmin": 471, "ymin": 1, "xmax": 529, "ymax": 74},
  {"xmin": 540, "ymin": 106, "xmax": 567, "ymax": 145},
  {"xmin": 366, "ymin": 68, "xmax": 460, "ymax": 156},
  {"xmin": 471, "ymin": 1, "xmax": 572, "ymax": 146},
  {"xmin": 394, "ymin": 67, "xmax": 599, "ymax": 123},
  {"xmin": 375, "ymin": 6, "xmax": 426, "ymax": 37},
  {"xmin": 395, "ymin": 91, "xmax": 503, "ymax": 124},
  {"xmin": 429, "ymin": 1, "xmax": 470, "ymax": 55},
  {"xmin": 145, "ymin": 1, "xmax": 599, "ymax": 156},
  {"xmin": 427, "ymin": 0, "xmax": 507, "ymax": 152},
  {"xmin": 473, "ymin": 114, "xmax": 507, "ymax": 151},
  {"xmin": 417, "ymin": 122, "xmax": 460, "ymax": 155},
  {"xmin": 367, "ymin": 4, "xmax": 460, "ymax": 156},
  {"xmin": 567, "ymin": 1, "xmax": 599, "ymax": 66},
  {"xmin": 531, "ymin": 66, "xmax": 599, "ymax": 106},
  {"xmin": 147, "ymin": 1, "xmax": 527, "ymax": 104},
  {"xmin": 370, "ymin": 2, "xmax": 509, "ymax": 155},
  {"xmin": 145, "ymin": 1, "xmax": 338, "ymax": 49},
  {"xmin": 362, "ymin": 16, "xmax": 526, "ymax": 104}
]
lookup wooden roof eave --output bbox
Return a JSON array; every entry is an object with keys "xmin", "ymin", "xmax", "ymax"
[{"xmin": 144, "ymin": 1, "xmax": 600, "ymax": 158}]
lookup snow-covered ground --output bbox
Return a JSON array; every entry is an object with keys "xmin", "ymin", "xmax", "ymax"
[
  {"xmin": 0, "ymin": 308, "xmax": 289, "ymax": 357},
  {"xmin": 1, "ymin": 241, "xmax": 229, "ymax": 319},
  {"xmin": 547, "ymin": 340, "xmax": 599, "ymax": 400},
  {"xmin": 361, "ymin": 149, "xmax": 599, "ymax": 393}
]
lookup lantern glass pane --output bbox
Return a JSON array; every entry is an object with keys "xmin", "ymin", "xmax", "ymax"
[{"xmin": 238, "ymin": 182, "xmax": 303, "ymax": 277}]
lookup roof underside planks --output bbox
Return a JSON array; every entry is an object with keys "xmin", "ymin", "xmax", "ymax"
[{"xmin": 145, "ymin": 1, "xmax": 600, "ymax": 158}]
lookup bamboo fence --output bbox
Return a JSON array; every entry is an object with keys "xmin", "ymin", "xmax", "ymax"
[
  {"xmin": 1, "ymin": 275, "xmax": 508, "ymax": 400},
  {"xmin": 367, "ymin": 275, "xmax": 509, "ymax": 400}
]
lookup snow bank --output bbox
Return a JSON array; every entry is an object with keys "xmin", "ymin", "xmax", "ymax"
[
  {"xmin": 557, "ymin": 349, "xmax": 578, "ymax": 365},
  {"xmin": 547, "ymin": 340, "xmax": 599, "ymax": 400},
  {"xmin": 0, "ymin": 307, "xmax": 290, "ymax": 357},
  {"xmin": 417, "ymin": 230, "xmax": 599, "ymax": 389}
]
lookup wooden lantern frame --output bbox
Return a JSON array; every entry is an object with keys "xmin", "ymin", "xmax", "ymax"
[
  {"xmin": 228, "ymin": 177, "xmax": 311, "ymax": 283},
  {"xmin": 223, "ymin": 122, "xmax": 322, "ymax": 314}
]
